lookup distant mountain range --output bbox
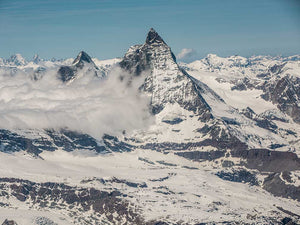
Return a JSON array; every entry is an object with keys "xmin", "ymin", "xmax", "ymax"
[{"xmin": 0, "ymin": 28, "xmax": 299, "ymax": 225}]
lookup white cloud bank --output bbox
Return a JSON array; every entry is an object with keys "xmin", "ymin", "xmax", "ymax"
[
  {"xmin": 177, "ymin": 48, "xmax": 197, "ymax": 62},
  {"xmin": 0, "ymin": 67, "xmax": 153, "ymax": 139}
]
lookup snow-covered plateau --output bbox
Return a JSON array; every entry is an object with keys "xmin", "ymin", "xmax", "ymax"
[{"xmin": 0, "ymin": 29, "xmax": 299, "ymax": 224}]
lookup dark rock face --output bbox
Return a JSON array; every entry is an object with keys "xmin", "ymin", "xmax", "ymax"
[
  {"xmin": 57, "ymin": 66, "xmax": 76, "ymax": 82},
  {"xmin": 45, "ymin": 129, "xmax": 108, "ymax": 153},
  {"xmin": 263, "ymin": 173, "xmax": 300, "ymax": 201},
  {"xmin": 232, "ymin": 149, "xmax": 300, "ymax": 172},
  {"xmin": 120, "ymin": 28, "xmax": 175, "ymax": 76},
  {"xmin": 240, "ymin": 107, "xmax": 278, "ymax": 133},
  {"xmin": 32, "ymin": 54, "xmax": 41, "ymax": 64},
  {"xmin": 261, "ymin": 110, "xmax": 289, "ymax": 123},
  {"xmin": 6, "ymin": 54, "xmax": 26, "ymax": 66},
  {"xmin": 162, "ymin": 117, "xmax": 183, "ymax": 125},
  {"xmin": 261, "ymin": 74, "xmax": 300, "ymax": 124},
  {"xmin": 221, "ymin": 160, "xmax": 234, "ymax": 167},
  {"xmin": 34, "ymin": 217, "xmax": 57, "ymax": 225},
  {"xmin": 0, "ymin": 177, "xmax": 146, "ymax": 224},
  {"xmin": 98, "ymin": 177, "xmax": 148, "ymax": 188},
  {"xmin": 140, "ymin": 137, "xmax": 247, "ymax": 153},
  {"xmin": 176, "ymin": 150, "xmax": 225, "ymax": 161},
  {"xmin": 0, "ymin": 178, "xmax": 172, "ymax": 224},
  {"xmin": 277, "ymin": 207, "xmax": 300, "ymax": 222},
  {"xmin": 281, "ymin": 217, "xmax": 298, "ymax": 225},
  {"xmin": 231, "ymin": 77, "xmax": 255, "ymax": 91},
  {"xmin": 156, "ymin": 160, "xmax": 177, "ymax": 167},
  {"xmin": 216, "ymin": 169, "xmax": 259, "ymax": 186},
  {"xmin": 196, "ymin": 122, "xmax": 249, "ymax": 150},
  {"xmin": 102, "ymin": 134, "xmax": 133, "ymax": 152},
  {"xmin": 57, "ymin": 51, "xmax": 100, "ymax": 82},
  {"xmin": 146, "ymin": 28, "xmax": 167, "ymax": 45},
  {"xmin": 269, "ymin": 63, "xmax": 287, "ymax": 75},
  {"xmin": 281, "ymin": 171, "xmax": 293, "ymax": 183},
  {"xmin": 119, "ymin": 44, "xmax": 150, "ymax": 76},
  {"xmin": 72, "ymin": 51, "xmax": 94, "ymax": 68},
  {"xmin": 0, "ymin": 129, "xmax": 41, "ymax": 155},
  {"xmin": 0, "ymin": 128, "xmax": 134, "ymax": 156},
  {"xmin": 152, "ymin": 222, "xmax": 169, "ymax": 225},
  {"xmin": 1, "ymin": 220, "xmax": 18, "ymax": 225}
]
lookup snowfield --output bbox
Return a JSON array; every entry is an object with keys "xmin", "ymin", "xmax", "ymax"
[{"xmin": 0, "ymin": 150, "xmax": 299, "ymax": 224}]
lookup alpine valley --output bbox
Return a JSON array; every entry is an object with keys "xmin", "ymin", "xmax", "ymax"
[{"xmin": 0, "ymin": 29, "xmax": 299, "ymax": 225}]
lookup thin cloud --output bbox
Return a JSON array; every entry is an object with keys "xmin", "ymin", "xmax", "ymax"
[{"xmin": 177, "ymin": 48, "xmax": 197, "ymax": 62}]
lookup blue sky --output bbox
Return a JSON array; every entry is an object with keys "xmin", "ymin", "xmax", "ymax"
[{"xmin": 0, "ymin": 0, "xmax": 299, "ymax": 61}]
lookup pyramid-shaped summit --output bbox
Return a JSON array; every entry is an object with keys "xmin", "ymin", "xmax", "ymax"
[
  {"xmin": 119, "ymin": 28, "xmax": 177, "ymax": 75},
  {"xmin": 33, "ymin": 54, "xmax": 41, "ymax": 64},
  {"xmin": 119, "ymin": 28, "xmax": 215, "ymax": 121},
  {"xmin": 73, "ymin": 51, "xmax": 94, "ymax": 66},
  {"xmin": 58, "ymin": 51, "xmax": 100, "ymax": 82},
  {"xmin": 145, "ymin": 28, "xmax": 166, "ymax": 45},
  {"xmin": 7, "ymin": 53, "xmax": 27, "ymax": 66}
]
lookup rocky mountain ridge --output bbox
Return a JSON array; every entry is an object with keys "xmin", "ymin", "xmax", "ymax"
[{"xmin": 58, "ymin": 51, "xmax": 103, "ymax": 82}]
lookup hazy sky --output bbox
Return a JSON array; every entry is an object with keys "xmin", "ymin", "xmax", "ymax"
[{"xmin": 0, "ymin": 0, "xmax": 299, "ymax": 61}]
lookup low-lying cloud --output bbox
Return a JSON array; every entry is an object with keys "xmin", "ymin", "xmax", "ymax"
[{"xmin": 0, "ymin": 66, "xmax": 153, "ymax": 139}]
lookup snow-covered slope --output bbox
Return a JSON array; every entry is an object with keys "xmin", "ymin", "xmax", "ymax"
[
  {"xmin": 182, "ymin": 54, "xmax": 300, "ymax": 124},
  {"xmin": 0, "ymin": 150, "xmax": 299, "ymax": 224},
  {"xmin": 181, "ymin": 54, "xmax": 300, "ymax": 155}
]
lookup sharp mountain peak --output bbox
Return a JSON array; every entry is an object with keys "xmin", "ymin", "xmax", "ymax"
[
  {"xmin": 73, "ymin": 51, "xmax": 93, "ymax": 65},
  {"xmin": 145, "ymin": 28, "xmax": 166, "ymax": 45}
]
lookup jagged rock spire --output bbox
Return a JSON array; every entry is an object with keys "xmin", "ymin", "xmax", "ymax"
[
  {"xmin": 145, "ymin": 28, "xmax": 166, "ymax": 45},
  {"xmin": 58, "ymin": 50, "xmax": 100, "ymax": 82},
  {"xmin": 33, "ymin": 54, "xmax": 41, "ymax": 64},
  {"xmin": 119, "ymin": 28, "xmax": 213, "ymax": 120},
  {"xmin": 7, "ymin": 54, "xmax": 27, "ymax": 66},
  {"xmin": 73, "ymin": 51, "xmax": 93, "ymax": 65}
]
